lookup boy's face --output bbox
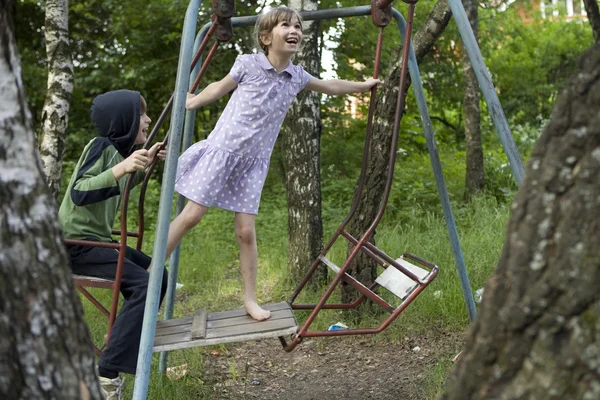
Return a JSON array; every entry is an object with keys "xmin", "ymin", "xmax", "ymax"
[{"xmin": 135, "ymin": 112, "xmax": 152, "ymax": 145}]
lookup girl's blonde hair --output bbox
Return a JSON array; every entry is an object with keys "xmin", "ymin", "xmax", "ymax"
[{"xmin": 253, "ymin": 6, "xmax": 303, "ymax": 55}]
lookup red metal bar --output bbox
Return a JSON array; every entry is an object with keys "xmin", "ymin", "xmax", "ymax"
[
  {"xmin": 143, "ymin": 22, "xmax": 217, "ymax": 148},
  {"xmin": 190, "ymin": 41, "xmax": 220, "ymax": 94},
  {"xmin": 111, "ymin": 230, "xmax": 138, "ymax": 237},
  {"xmin": 72, "ymin": 18, "xmax": 222, "ymax": 353},
  {"xmin": 283, "ymin": 256, "xmax": 438, "ymax": 352},
  {"xmin": 289, "ymin": 28, "xmax": 385, "ymax": 304},
  {"xmin": 136, "ymin": 23, "xmax": 218, "ymax": 249},
  {"xmin": 64, "ymin": 239, "xmax": 120, "ymax": 249},
  {"xmin": 286, "ymin": 4, "xmax": 421, "ymax": 352},
  {"xmin": 76, "ymin": 286, "xmax": 110, "ymax": 318},
  {"xmin": 341, "ymin": 230, "xmax": 425, "ymax": 283}
]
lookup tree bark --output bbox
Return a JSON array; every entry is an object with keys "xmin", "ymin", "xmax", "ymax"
[
  {"xmin": 284, "ymin": 0, "xmax": 325, "ymax": 285},
  {"xmin": 38, "ymin": 0, "xmax": 73, "ymax": 201},
  {"xmin": 342, "ymin": 0, "xmax": 452, "ymax": 303},
  {"xmin": 462, "ymin": 0, "xmax": 484, "ymax": 200},
  {"xmin": 442, "ymin": 44, "xmax": 600, "ymax": 400},
  {"xmin": 583, "ymin": 0, "xmax": 600, "ymax": 43},
  {"xmin": 0, "ymin": 2, "xmax": 102, "ymax": 399}
]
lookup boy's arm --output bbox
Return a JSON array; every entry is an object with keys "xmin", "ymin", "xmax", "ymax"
[
  {"xmin": 305, "ymin": 77, "xmax": 381, "ymax": 96},
  {"xmin": 71, "ymin": 146, "xmax": 121, "ymax": 206},
  {"xmin": 186, "ymin": 75, "xmax": 238, "ymax": 110},
  {"xmin": 72, "ymin": 148, "xmax": 149, "ymax": 206}
]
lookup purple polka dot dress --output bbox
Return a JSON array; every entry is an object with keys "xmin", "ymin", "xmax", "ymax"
[{"xmin": 175, "ymin": 53, "xmax": 313, "ymax": 214}]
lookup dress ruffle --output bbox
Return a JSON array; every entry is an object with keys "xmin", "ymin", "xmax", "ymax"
[{"xmin": 175, "ymin": 140, "xmax": 269, "ymax": 214}]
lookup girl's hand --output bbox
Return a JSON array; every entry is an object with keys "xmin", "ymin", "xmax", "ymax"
[
  {"xmin": 185, "ymin": 92, "xmax": 196, "ymax": 109},
  {"xmin": 148, "ymin": 141, "xmax": 167, "ymax": 165},
  {"xmin": 363, "ymin": 78, "xmax": 383, "ymax": 91}
]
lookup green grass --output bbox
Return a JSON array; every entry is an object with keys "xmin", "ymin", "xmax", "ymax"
[{"xmin": 79, "ymin": 183, "xmax": 511, "ymax": 399}]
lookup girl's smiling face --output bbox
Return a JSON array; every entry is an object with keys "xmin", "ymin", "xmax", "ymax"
[{"xmin": 261, "ymin": 16, "xmax": 303, "ymax": 56}]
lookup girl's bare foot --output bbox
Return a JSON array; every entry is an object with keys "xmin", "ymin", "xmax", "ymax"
[{"xmin": 244, "ymin": 299, "xmax": 271, "ymax": 321}]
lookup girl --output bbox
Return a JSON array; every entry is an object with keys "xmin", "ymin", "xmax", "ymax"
[{"xmin": 166, "ymin": 6, "xmax": 381, "ymax": 321}]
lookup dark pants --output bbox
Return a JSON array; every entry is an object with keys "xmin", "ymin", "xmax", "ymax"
[{"xmin": 68, "ymin": 242, "xmax": 168, "ymax": 375}]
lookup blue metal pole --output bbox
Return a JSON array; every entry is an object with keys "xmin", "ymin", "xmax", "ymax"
[
  {"xmin": 447, "ymin": 0, "xmax": 524, "ymax": 185},
  {"xmin": 392, "ymin": 9, "xmax": 477, "ymax": 321},
  {"xmin": 133, "ymin": 0, "xmax": 202, "ymax": 398},
  {"xmin": 157, "ymin": 27, "xmax": 208, "ymax": 375}
]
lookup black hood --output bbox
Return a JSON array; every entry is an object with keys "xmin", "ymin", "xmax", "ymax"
[{"xmin": 90, "ymin": 90, "xmax": 141, "ymax": 157}]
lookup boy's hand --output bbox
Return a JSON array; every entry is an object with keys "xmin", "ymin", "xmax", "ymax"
[
  {"xmin": 112, "ymin": 149, "xmax": 149, "ymax": 180},
  {"xmin": 148, "ymin": 141, "xmax": 167, "ymax": 165},
  {"xmin": 363, "ymin": 78, "xmax": 383, "ymax": 91}
]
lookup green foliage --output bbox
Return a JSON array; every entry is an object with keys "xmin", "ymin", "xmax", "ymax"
[
  {"xmin": 17, "ymin": 1, "xmax": 595, "ymax": 396},
  {"xmin": 481, "ymin": 3, "xmax": 592, "ymax": 126}
]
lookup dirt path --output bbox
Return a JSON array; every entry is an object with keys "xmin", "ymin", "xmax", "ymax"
[{"xmin": 198, "ymin": 331, "xmax": 463, "ymax": 399}]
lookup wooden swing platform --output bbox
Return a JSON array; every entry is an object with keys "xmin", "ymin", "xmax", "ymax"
[{"xmin": 153, "ymin": 302, "xmax": 297, "ymax": 352}]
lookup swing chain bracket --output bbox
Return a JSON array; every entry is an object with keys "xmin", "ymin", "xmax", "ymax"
[
  {"xmin": 371, "ymin": 0, "xmax": 393, "ymax": 27},
  {"xmin": 212, "ymin": 0, "xmax": 235, "ymax": 18},
  {"xmin": 212, "ymin": 0, "xmax": 235, "ymax": 42}
]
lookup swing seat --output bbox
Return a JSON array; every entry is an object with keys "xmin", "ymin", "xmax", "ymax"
[
  {"xmin": 375, "ymin": 256, "xmax": 431, "ymax": 300},
  {"xmin": 153, "ymin": 302, "xmax": 297, "ymax": 352}
]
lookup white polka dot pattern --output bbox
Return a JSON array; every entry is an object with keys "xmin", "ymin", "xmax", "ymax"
[{"xmin": 175, "ymin": 53, "xmax": 313, "ymax": 214}]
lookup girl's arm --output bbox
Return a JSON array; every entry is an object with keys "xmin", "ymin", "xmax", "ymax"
[
  {"xmin": 186, "ymin": 75, "xmax": 238, "ymax": 109},
  {"xmin": 306, "ymin": 77, "xmax": 381, "ymax": 96}
]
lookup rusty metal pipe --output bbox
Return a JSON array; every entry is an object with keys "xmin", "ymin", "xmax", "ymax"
[
  {"xmin": 190, "ymin": 41, "xmax": 220, "ymax": 94},
  {"xmin": 76, "ymin": 287, "xmax": 110, "ymax": 318},
  {"xmin": 289, "ymin": 28, "xmax": 385, "ymax": 304},
  {"xmin": 294, "ymin": 5, "xmax": 417, "ymax": 341}
]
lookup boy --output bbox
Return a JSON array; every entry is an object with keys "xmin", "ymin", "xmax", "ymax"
[{"xmin": 59, "ymin": 90, "xmax": 168, "ymax": 399}]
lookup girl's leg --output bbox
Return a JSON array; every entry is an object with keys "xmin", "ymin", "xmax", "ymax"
[
  {"xmin": 166, "ymin": 201, "xmax": 209, "ymax": 258},
  {"xmin": 234, "ymin": 212, "xmax": 271, "ymax": 321}
]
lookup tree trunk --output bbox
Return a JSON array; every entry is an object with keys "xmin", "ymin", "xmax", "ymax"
[
  {"xmin": 0, "ymin": 3, "xmax": 102, "ymax": 399},
  {"xmin": 284, "ymin": 0, "xmax": 325, "ymax": 285},
  {"xmin": 442, "ymin": 44, "xmax": 600, "ymax": 400},
  {"xmin": 38, "ymin": 0, "xmax": 73, "ymax": 201},
  {"xmin": 462, "ymin": 0, "xmax": 484, "ymax": 200},
  {"xmin": 342, "ymin": 0, "xmax": 453, "ymax": 303},
  {"xmin": 583, "ymin": 0, "xmax": 600, "ymax": 43}
]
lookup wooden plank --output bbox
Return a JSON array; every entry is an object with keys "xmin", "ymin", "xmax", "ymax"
[
  {"xmin": 155, "ymin": 322, "xmax": 191, "ymax": 338},
  {"xmin": 207, "ymin": 302, "xmax": 290, "ymax": 321},
  {"xmin": 153, "ymin": 318, "xmax": 297, "ymax": 348},
  {"xmin": 154, "ymin": 314, "xmax": 297, "ymax": 344},
  {"xmin": 206, "ymin": 317, "xmax": 296, "ymax": 339},
  {"xmin": 154, "ymin": 330, "xmax": 191, "ymax": 347},
  {"xmin": 153, "ymin": 325, "xmax": 297, "ymax": 352},
  {"xmin": 190, "ymin": 308, "xmax": 207, "ymax": 339},
  {"xmin": 156, "ymin": 316, "xmax": 193, "ymax": 328},
  {"xmin": 207, "ymin": 308, "xmax": 293, "ymax": 329},
  {"xmin": 152, "ymin": 302, "xmax": 298, "ymax": 353}
]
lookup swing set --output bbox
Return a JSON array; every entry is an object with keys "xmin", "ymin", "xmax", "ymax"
[{"xmin": 69, "ymin": 0, "xmax": 524, "ymax": 398}]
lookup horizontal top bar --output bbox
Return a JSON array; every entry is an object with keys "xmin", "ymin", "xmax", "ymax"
[{"xmin": 222, "ymin": 6, "xmax": 374, "ymax": 29}]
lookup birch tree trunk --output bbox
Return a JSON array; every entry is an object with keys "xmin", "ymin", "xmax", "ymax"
[
  {"xmin": 343, "ymin": 0, "xmax": 453, "ymax": 303},
  {"xmin": 583, "ymin": 0, "xmax": 600, "ymax": 43},
  {"xmin": 442, "ymin": 44, "xmax": 600, "ymax": 400},
  {"xmin": 0, "ymin": 3, "xmax": 102, "ymax": 398},
  {"xmin": 38, "ymin": 0, "xmax": 73, "ymax": 201},
  {"xmin": 284, "ymin": 0, "xmax": 325, "ymax": 285},
  {"xmin": 461, "ymin": 0, "xmax": 484, "ymax": 200}
]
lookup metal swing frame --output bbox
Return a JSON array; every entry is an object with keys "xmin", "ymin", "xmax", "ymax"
[{"xmin": 108, "ymin": 0, "xmax": 527, "ymax": 397}]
